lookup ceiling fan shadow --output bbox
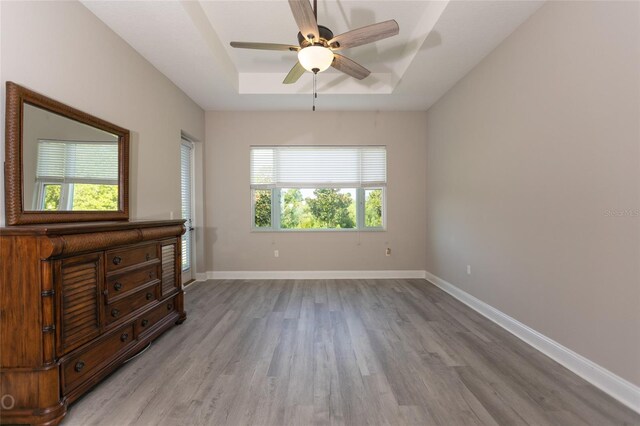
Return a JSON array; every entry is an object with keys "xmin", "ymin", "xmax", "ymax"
[
  {"xmin": 420, "ymin": 30, "xmax": 442, "ymax": 51},
  {"xmin": 324, "ymin": 0, "xmax": 349, "ymax": 30},
  {"xmin": 368, "ymin": 30, "xmax": 442, "ymax": 64},
  {"xmin": 348, "ymin": 7, "xmax": 378, "ymax": 35}
]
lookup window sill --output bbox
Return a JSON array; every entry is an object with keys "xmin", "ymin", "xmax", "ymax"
[{"xmin": 251, "ymin": 227, "xmax": 386, "ymax": 233}]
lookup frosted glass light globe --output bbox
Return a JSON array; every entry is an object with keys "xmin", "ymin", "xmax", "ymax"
[{"xmin": 298, "ymin": 46, "xmax": 334, "ymax": 73}]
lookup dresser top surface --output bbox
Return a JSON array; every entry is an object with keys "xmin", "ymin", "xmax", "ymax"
[{"xmin": 0, "ymin": 219, "xmax": 186, "ymax": 236}]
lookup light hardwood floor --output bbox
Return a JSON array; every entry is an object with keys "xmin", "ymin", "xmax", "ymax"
[{"xmin": 64, "ymin": 279, "xmax": 640, "ymax": 425}]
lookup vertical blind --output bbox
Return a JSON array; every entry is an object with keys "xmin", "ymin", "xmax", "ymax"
[
  {"xmin": 250, "ymin": 146, "xmax": 386, "ymax": 188},
  {"xmin": 36, "ymin": 140, "xmax": 118, "ymax": 184},
  {"xmin": 180, "ymin": 142, "xmax": 192, "ymax": 272}
]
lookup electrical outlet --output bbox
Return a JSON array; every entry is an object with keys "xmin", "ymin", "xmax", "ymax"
[
  {"xmin": 385, "ymin": 248, "xmax": 391, "ymax": 256},
  {"xmin": 169, "ymin": 211, "xmax": 174, "ymax": 220},
  {"xmin": 274, "ymin": 249, "xmax": 279, "ymax": 258},
  {"xmin": 467, "ymin": 265, "xmax": 471, "ymax": 275}
]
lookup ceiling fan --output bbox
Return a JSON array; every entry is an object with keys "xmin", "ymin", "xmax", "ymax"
[{"xmin": 229, "ymin": 0, "xmax": 399, "ymax": 84}]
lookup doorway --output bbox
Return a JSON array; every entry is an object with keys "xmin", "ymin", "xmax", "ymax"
[{"xmin": 180, "ymin": 138, "xmax": 195, "ymax": 285}]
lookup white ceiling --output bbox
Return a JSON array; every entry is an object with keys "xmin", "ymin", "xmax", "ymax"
[{"xmin": 82, "ymin": 0, "xmax": 544, "ymax": 111}]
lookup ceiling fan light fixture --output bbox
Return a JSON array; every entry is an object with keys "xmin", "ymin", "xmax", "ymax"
[{"xmin": 298, "ymin": 45, "xmax": 334, "ymax": 73}]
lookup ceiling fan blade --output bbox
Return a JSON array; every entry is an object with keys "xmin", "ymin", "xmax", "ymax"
[
  {"xmin": 283, "ymin": 61, "xmax": 306, "ymax": 84},
  {"xmin": 288, "ymin": 0, "xmax": 319, "ymax": 42},
  {"xmin": 331, "ymin": 54, "xmax": 370, "ymax": 80},
  {"xmin": 230, "ymin": 42, "xmax": 299, "ymax": 52},
  {"xmin": 329, "ymin": 20, "xmax": 399, "ymax": 50}
]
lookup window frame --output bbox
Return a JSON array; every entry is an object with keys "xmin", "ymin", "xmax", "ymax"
[
  {"xmin": 35, "ymin": 181, "xmax": 122, "ymax": 211},
  {"xmin": 36, "ymin": 181, "xmax": 72, "ymax": 211},
  {"xmin": 249, "ymin": 145, "xmax": 387, "ymax": 233},
  {"xmin": 250, "ymin": 186, "xmax": 386, "ymax": 233}
]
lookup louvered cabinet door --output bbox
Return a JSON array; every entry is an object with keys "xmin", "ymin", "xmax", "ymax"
[
  {"xmin": 160, "ymin": 240, "xmax": 179, "ymax": 299},
  {"xmin": 57, "ymin": 253, "xmax": 103, "ymax": 354}
]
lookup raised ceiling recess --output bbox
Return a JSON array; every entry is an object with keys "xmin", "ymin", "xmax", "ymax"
[{"xmin": 82, "ymin": 1, "xmax": 544, "ymax": 110}]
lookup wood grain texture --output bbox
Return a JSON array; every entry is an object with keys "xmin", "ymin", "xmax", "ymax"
[
  {"xmin": 161, "ymin": 242, "xmax": 177, "ymax": 297},
  {"xmin": 283, "ymin": 61, "xmax": 306, "ymax": 84},
  {"xmin": 230, "ymin": 42, "xmax": 299, "ymax": 52},
  {"xmin": 329, "ymin": 20, "xmax": 399, "ymax": 50},
  {"xmin": 0, "ymin": 220, "xmax": 186, "ymax": 426},
  {"xmin": 63, "ymin": 279, "xmax": 640, "ymax": 426},
  {"xmin": 288, "ymin": 0, "xmax": 319, "ymax": 41},
  {"xmin": 59, "ymin": 253, "xmax": 103, "ymax": 354},
  {"xmin": 332, "ymin": 54, "xmax": 371, "ymax": 80}
]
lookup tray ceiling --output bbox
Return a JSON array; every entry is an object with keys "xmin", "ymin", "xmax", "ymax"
[{"xmin": 82, "ymin": 1, "xmax": 544, "ymax": 110}]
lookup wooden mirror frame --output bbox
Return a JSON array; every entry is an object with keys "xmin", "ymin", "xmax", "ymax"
[{"xmin": 4, "ymin": 82, "xmax": 129, "ymax": 225}]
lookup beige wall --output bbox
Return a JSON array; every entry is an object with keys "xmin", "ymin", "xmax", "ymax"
[
  {"xmin": 205, "ymin": 111, "xmax": 427, "ymax": 272},
  {"xmin": 0, "ymin": 1, "xmax": 206, "ymax": 271},
  {"xmin": 425, "ymin": 0, "xmax": 640, "ymax": 386}
]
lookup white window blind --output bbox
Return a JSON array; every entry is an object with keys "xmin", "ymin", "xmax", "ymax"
[
  {"xmin": 250, "ymin": 146, "xmax": 386, "ymax": 188},
  {"xmin": 180, "ymin": 142, "xmax": 193, "ymax": 272},
  {"xmin": 36, "ymin": 140, "xmax": 118, "ymax": 184}
]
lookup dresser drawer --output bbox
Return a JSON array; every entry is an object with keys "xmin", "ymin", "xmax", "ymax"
[
  {"xmin": 135, "ymin": 298, "xmax": 177, "ymax": 337},
  {"xmin": 105, "ymin": 284, "xmax": 159, "ymax": 326},
  {"xmin": 62, "ymin": 324, "xmax": 134, "ymax": 394},
  {"xmin": 106, "ymin": 243, "xmax": 158, "ymax": 272},
  {"xmin": 105, "ymin": 264, "xmax": 159, "ymax": 302}
]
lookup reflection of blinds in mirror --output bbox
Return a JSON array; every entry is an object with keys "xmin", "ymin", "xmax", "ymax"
[{"xmin": 36, "ymin": 140, "xmax": 118, "ymax": 184}]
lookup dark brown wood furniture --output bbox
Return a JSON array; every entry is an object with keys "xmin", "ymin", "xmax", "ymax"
[
  {"xmin": 0, "ymin": 221, "xmax": 186, "ymax": 425},
  {"xmin": 1, "ymin": 83, "xmax": 188, "ymax": 425}
]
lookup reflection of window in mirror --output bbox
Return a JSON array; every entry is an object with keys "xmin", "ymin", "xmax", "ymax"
[
  {"xmin": 33, "ymin": 139, "xmax": 119, "ymax": 211},
  {"xmin": 23, "ymin": 103, "xmax": 120, "ymax": 212}
]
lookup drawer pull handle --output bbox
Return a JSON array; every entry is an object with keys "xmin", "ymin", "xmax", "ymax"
[
  {"xmin": 112, "ymin": 256, "xmax": 122, "ymax": 265},
  {"xmin": 111, "ymin": 309, "xmax": 120, "ymax": 317},
  {"xmin": 167, "ymin": 303, "xmax": 173, "ymax": 311},
  {"xmin": 149, "ymin": 272, "xmax": 153, "ymax": 279},
  {"xmin": 74, "ymin": 361, "xmax": 85, "ymax": 372},
  {"xmin": 141, "ymin": 319, "xmax": 149, "ymax": 327},
  {"xmin": 114, "ymin": 282, "xmax": 122, "ymax": 291},
  {"xmin": 120, "ymin": 333, "xmax": 129, "ymax": 342},
  {"xmin": 146, "ymin": 292, "xmax": 154, "ymax": 301},
  {"xmin": 146, "ymin": 253, "xmax": 151, "ymax": 261}
]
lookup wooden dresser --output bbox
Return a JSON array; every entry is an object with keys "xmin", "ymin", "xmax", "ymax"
[{"xmin": 0, "ymin": 220, "xmax": 186, "ymax": 426}]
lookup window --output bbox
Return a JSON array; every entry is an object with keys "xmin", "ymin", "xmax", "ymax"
[
  {"xmin": 35, "ymin": 139, "xmax": 119, "ymax": 210},
  {"xmin": 250, "ymin": 146, "xmax": 386, "ymax": 231}
]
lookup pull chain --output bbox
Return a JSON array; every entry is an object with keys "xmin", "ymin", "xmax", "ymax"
[{"xmin": 312, "ymin": 72, "xmax": 317, "ymax": 111}]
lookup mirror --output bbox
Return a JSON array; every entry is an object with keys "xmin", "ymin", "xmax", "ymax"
[
  {"xmin": 23, "ymin": 104, "xmax": 120, "ymax": 212},
  {"xmin": 4, "ymin": 82, "xmax": 129, "ymax": 225}
]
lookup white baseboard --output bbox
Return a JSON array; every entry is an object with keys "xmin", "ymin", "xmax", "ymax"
[
  {"xmin": 424, "ymin": 271, "xmax": 640, "ymax": 415},
  {"xmin": 203, "ymin": 270, "xmax": 427, "ymax": 280},
  {"xmin": 195, "ymin": 273, "xmax": 208, "ymax": 282}
]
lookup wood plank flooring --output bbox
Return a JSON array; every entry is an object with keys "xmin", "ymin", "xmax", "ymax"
[{"xmin": 63, "ymin": 279, "xmax": 640, "ymax": 426}]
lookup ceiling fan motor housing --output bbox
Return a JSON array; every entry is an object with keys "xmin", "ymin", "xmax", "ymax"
[{"xmin": 298, "ymin": 25, "xmax": 335, "ymax": 47}]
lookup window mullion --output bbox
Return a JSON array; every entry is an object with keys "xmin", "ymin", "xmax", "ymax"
[
  {"xmin": 59, "ymin": 184, "xmax": 71, "ymax": 210},
  {"xmin": 356, "ymin": 188, "xmax": 364, "ymax": 229},
  {"xmin": 272, "ymin": 188, "xmax": 281, "ymax": 230}
]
